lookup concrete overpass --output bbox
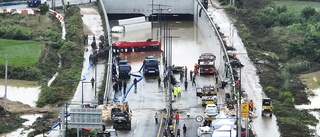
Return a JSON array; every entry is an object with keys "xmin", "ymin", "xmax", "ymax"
[{"xmin": 104, "ymin": 0, "xmax": 205, "ymax": 20}]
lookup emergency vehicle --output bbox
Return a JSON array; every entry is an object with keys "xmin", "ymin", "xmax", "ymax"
[{"xmin": 198, "ymin": 53, "xmax": 216, "ymax": 75}]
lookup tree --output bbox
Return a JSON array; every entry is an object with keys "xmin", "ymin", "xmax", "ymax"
[
  {"xmin": 301, "ymin": 6, "xmax": 316, "ymax": 19},
  {"xmin": 38, "ymin": 3, "xmax": 49, "ymax": 15}
]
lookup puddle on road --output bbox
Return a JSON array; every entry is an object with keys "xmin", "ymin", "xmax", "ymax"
[
  {"xmin": 0, "ymin": 114, "xmax": 42, "ymax": 137},
  {"xmin": 0, "ymin": 79, "xmax": 41, "ymax": 107}
]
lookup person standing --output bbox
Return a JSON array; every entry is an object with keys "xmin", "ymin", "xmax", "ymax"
[
  {"xmin": 192, "ymin": 75, "xmax": 196, "ymax": 86},
  {"xmin": 164, "ymin": 76, "xmax": 167, "ymax": 88},
  {"xmin": 183, "ymin": 124, "xmax": 187, "ymax": 133},
  {"xmin": 190, "ymin": 70, "xmax": 193, "ymax": 81},
  {"xmin": 177, "ymin": 129, "xmax": 181, "ymax": 137},
  {"xmin": 174, "ymin": 86, "xmax": 178, "ymax": 98},
  {"xmin": 134, "ymin": 78, "xmax": 137, "ymax": 88},
  {"xmin": 178, "ymin": 85, "xmax": 181, "ymax": 97},
  {"xmin": 67, "ymin": 0, "xmax": 69, "ymax": 6},
  {"xmin": 91, "ymin": 77, "xmax": 95, "ymax": 88},
  {"xmin": 164, "ymin": 129, "xmax": 168, "ymax": 137},
  {"xmin": 155, "ymin": 112, "xmax": 158, "ymax": 124},
  {"xmin": 118, "ymin": 81, "xmax": 122, "ymax": 92},
  {"xmin": 123, "ymin": 81, "xmax": 127, "ymax": 95},
  {"xmin": 175, "ymin": 112, "xmax": 180, "ymax": 124},
  {"xmin": 248, "ymin": 100, "xmax": 254, "ymax": 111},
  {"xmin": 158, "ymin": 77, "xmax": 161, "ymax": 87},
  {"xmin": 184, "ymin": 80, "xmax": 188, "ymax": 90},
  {"xmin": 113, "ymin": 82, "xmax": 118, "ymax": 92},
  {"xmin": 216, "ymin": 76, "xmax": 218, "ymax": 84}
]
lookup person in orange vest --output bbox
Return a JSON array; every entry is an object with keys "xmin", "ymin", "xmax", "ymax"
[
  {"xmin": 194, "ymin": 63, "xmax": 199, "ymax": 74},
  {"xmin": 175, "ymin": 112, "xmax": 180, "ymax": 124},
  {"xmin": 170, "ymin": 113, "xmax": 173, "ymax": 121},
  {"xmin": 248, "ymin": 100, "xmax": 253, "ymax": 111}
]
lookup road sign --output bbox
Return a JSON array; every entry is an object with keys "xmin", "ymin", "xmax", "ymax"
[
  {"xmin": 241, "ymin": 103, "xmax": 249, "ymax": 117},
  {"xmin": 69, "ymin": 108, "xmax": 102, "ymax": 129},
  {"xmin": 195, "ymin": 115, "xmax": 204, "ymax": 122},
  {"xmin": 205, "ymin": 117, "xmax": 216, "ymax": 121}
]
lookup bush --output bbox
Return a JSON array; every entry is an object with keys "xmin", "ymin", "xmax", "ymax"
[
  {"xmin": 301, "ymin": 6, "xmax": 316, "ymax": 19},
  {"xmin": 38, "ymin": 3, "xmax": 49, "ymax": 15},
  {"xmin": 279, "ymin": 91, "xmax": 292, "ymax": 102},
  {"xmin": 0, "ymin": 25, "xmax": 33, "ymax": 40}
]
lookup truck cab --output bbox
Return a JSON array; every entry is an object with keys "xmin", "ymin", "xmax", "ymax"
[
  {"xmin": 143, "ymin": 56, "xmax": 159, "ymax": 75},
  {"xmin": 118, "ymin": 60, "xmax": 131, "ymax": 79},
  {"xmin": 27, "ymin": 0, "xmax": 46, "ymax": 7}
]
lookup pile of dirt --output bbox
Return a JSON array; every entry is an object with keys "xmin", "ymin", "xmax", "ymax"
[
  {"xmin": 97, "ymin": 103, "xmax": 124, "ymax": 126},
  {"xmin": 0, "ymin": 98, "xmax": 53, "ymax": 114}
]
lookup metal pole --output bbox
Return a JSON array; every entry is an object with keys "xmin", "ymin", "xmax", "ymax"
[
  {"xmin": 65, "ymin": 103, "xmax": 68, "ymax": 137},
  {"xmin": 82, "ymin": 81, "xmax": 84, "ymax": 105},
  {"xmin": 246, "ymin": 116, "xmax": 248, "ymax": 137},
  {"xmin": 238, "ymin": 67, "xmax": 242, "ymax": 137},
  {"xmin": 61, "ymin": 108, "xmax": 65, "ymax": 137},
  {"xmin": 4, "ymin": 55, "xmax": 8, "ymax": 111},
  {"xmin": 95, "ymin": 64, "xmax": 97, "ymax": 98}
]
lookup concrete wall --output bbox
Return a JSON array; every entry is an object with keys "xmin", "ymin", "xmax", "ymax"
[{"xmin": 103, "ymin": 0, "xmax": 194, "ymax": 16}]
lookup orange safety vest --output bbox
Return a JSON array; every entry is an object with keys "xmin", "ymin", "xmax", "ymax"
[
  {"xmin": 170, "ymin": 114, "xmax": 173, "ymax": 120},
  {"xmin": 248, "ymin": 101, "xmax": 253, "ymax": 108},
  {"xmin": 175, "ymin": 113, "xmax": 179, "ymax": 120}
]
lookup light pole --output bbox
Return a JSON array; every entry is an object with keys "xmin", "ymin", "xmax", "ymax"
[
  {"xmin": 238, "ymin": 67, "xmax": 242, "ymax": 137},
  {"xmin": 4, "ymin": 55, "xmax": 8, "ymax": 111}
]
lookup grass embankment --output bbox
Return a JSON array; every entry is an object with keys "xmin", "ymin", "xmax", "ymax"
[
  {"xmin": 36, "ymin": 6, "xmax": 84, "ymax": 107},
  {"xmin": 224, "ymin": 0, "xmax": 320, "ymax": 136}
]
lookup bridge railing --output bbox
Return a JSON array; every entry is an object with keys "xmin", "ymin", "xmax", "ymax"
[
  {"xmin": 99, "ymin": 0, "xmax": 113, "ymax": 104},
  {"xmin": 194, "ymin": 0, "xmax": 236, "ymax": 99}
]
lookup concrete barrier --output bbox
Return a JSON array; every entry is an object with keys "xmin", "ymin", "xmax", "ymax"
[{"xmin": 0, "ymin": 1, "xmax": 22, "ymax": 6}]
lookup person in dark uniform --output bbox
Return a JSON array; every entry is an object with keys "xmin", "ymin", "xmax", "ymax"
[
  {"xmin": 123, "ymin": 81, "xmax": 127, "ymax": 95},
  {"xmin": 192, "ymin": 75, "xmax": 196, "ymax": 86},
  {"xmin": 91, "ymin": 77, "xmax": 94, "ymax": 88},
  {"xmin": 190, "ymin": 71, "xmax": 193, "ymax": 81},
  {"xmin": 113, "ymin": 82, "xmax": 118, "ymax": 92},
  {"xmin": 158, "ymin": 77, "xmax": 161, "ymax": 87},
  {"xmin": 118, "ymin": 81, "xmax": 122, "ymax": 91},
  {"xmin": 134, "ymin": 78, "xmax": 137, "ymax": 88},
  {"xmin": 184, "ymin": 80, "xmax": 188, "ymax": 90}
]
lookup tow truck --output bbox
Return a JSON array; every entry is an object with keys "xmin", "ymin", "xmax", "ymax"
[
  {"xmin": 196, "ymin": 85, "xmax": 218, "ymax": 106},
  {"xmin": 262, "ymin": 98, "xmax": 272, "ymax": 117},
  {"xmin": 198, "ymin": 53, "xmax": 216, "ymax": 75}
]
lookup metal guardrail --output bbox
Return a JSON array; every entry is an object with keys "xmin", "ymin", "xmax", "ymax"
[
  {"xmin": 195, "ymin": 0, "xmax": 236, "ymax": 96},
  {"xmin": 99, "ymin": 0, "xmax": 113, "ymax": 104}
]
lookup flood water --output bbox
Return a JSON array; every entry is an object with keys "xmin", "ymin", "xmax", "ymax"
[
  {"xmin": 295, "ymin": 88, "xmax": 320, "ymax": 135},
  {"xmin": 0, "ymin": 79, "xmax": 41, "ymax": 107},
  {"xmin": 0, "ymin": 114, "xmax": 42, "ymax": 137}
]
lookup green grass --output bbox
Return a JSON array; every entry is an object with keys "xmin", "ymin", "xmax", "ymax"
[
  {"xmin": 0, "ymin": 38, "xmax": 42, "ymax": 66},
  {"xmin": 275, "ymin": 1, "xmax": 320, "ymax": 14}
]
